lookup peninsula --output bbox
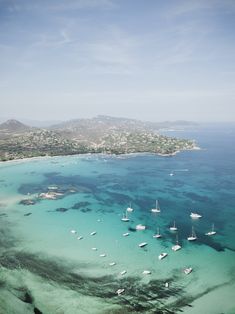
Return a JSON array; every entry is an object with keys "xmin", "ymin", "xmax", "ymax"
[{"xmin": 0, "ymin": 116, "xmax": 198, "ymax": 161}]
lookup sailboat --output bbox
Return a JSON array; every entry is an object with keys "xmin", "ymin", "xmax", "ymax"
[
  {"xmin": 151, "ymin": 200, "xmax": 161, "ymax": 213},
  {"xmin": 205, "ymin": 223, "xmax": 216, "ymax": 236},
  {"xmin": 187, "ymin": 226, "xmax": 197, "ymax": 241},
  {"xmin": 121, "ymin": 210, "xmax": 129, "ymax": 222},
  {"xmin": 153, "ymin": 227, "xmax": 162, "ymax": 238},
  {"xmin": 172, "ymin": 234, "xmax": 181, "ymax": 251},
  {"xmin": 126, "ymin": 202, "xmax": 134, "ymax": 212},
  {"xmin": 170, "ymin": 221, "xmax": 178, "ymax": 231}
]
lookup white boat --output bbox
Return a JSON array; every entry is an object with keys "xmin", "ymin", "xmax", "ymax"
[
  {"xmin": 184, "ymin": 267, "xmax": 193, "ymax": 275},
  {"xmin": 109, "ymin": 262, "xmax": 116, "ymax": 266},
  {"xmin": 121, "ymin": 211, "xmax": 129, "ymax": 222},
  {"xmin": 169, "ymin": 173, "xmax": 174, "ymax": 176},
  {"xmin": 158, "ymin": 252, "xmax": 168, "ymax": 260},
  {"xmin": 126, "ymin": 202, "xmax": 134, "ymax": 212},
  {"xmin": 153, "ymin": 227, "xmax": 162, "ymax": 238},
  {"xmin": 172, "ymin": 234, "xmax": 181, "ymax": 251},
  {"xmin": 116, "ymin": 288, "xmax": 125, "ymax": 295},
  {"xmin": 190, "ymin": 212, "xmax": 202, "ymax": 219},
  {"xmin": 205, "ymin": 223, "xmax": 216, "ymax": 236},
  {"xmin": 77, "ymin": 236, "xmax": 83, "ymax": 240},
  {"xmin": 99, "ymin": 253, "xmax": 106, "ymax": 257},
  {"xmin": 142, "ymin": 270, "xmax": 151, "ymax": 275},
  {"xmin": 165, "ymin": 282, "xmax": 169, "ymax": 288},
  {"xmin": 70, "ymin": 230, "xmax": 77, "ymax": 234},
  {"xmin": 139, "ymin": 242, "xmax": 148, "ymax": 248},
  {"xmin": 91, "ymin": 247, "xmax": 97, "ymax": 250},
  {"xmin": 187, "ymin": 226, "xmax": 197, "ymax": 241},
  {"xmin": 136, "ymin": 224, "xmax": 146, "ymax": 230},
  {"xmin": 90, "ymin": 231, "xmax": 97, "ymax": 236},
  {"xmin": 120, "ymin": 270, "xmax": 127, "ymax": 275},
  {"xmin": 123, "ymin": 232, "xmax": 130, "ymax": 237},
  {"xmin": 170, "ymin": 221, "xmax": 178, "ymax": 231},
  {"xmin": 151, "ymin": 200, "xmax": 161, "ymax": 213}
]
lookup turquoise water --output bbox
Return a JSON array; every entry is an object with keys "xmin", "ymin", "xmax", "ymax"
[{"xmin": 0, "ymin": 125, "xmax": 235, "ymax": 313}]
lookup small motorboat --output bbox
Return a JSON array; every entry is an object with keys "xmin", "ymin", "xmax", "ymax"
[
  {"xmin": 120, "ymin": 270, "xmax": 127, "ymax": 275},
  {"xmin": 138, "ymin": 242, "xmax": 148, "ymax": 248},
  {"xmin": 90, "ymin": 231, "xmax": 97, "ymax": 236},
  {"xmin": 184, "ymin": 267, "xmax": 193, "ymax": 275},
  {"xmin": 142, "ymin": 270, "xmax": 151, "ymax": 275},
  {"xmin": 136, "ymin": 224, "xmax": 146, "ymax": 230},
  {"xmin": 99, "ymin": 253, "xmax": 106, "ymax": 257},
  {"xmin": 158, "ymin": 252, "xmax": 168, "ymax": 260},
  {"xmin": 116, "ymin": 288, "xmax": 125, "ymax": 295},
  {"xmin": 109, "ymin": 262, "xmax": 116, "ymax": 266},
  {"xmin": 190, "ymin": 212, "xmax": 202, "ymax": 219},
  {"xmin": 123, "ymin": 232, "xmax": 130, "ymax": 237}
]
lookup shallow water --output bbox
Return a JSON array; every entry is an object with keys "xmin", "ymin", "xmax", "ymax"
[{"xmin": 0, "ymin": 125, "xmax": 235, "ymax": 313}]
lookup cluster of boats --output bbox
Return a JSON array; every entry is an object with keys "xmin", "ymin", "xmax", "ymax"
[
  {"xmin": 122, "ymin": 202, "xmax": 216, "ymax": 244},
  {"xmin": 70, "ymin": 201, "xmax": 215, "ymax": 296},
  {"xmin": 120, "ymin": 201, "xmax": 217, "ymax": 284}
]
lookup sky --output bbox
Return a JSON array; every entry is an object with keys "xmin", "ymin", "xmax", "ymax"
[{"xmin": 0, "ymin": 0, "xmax": 235, "ymax": 122}]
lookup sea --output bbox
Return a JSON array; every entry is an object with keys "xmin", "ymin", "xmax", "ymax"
[{"xmin": 0, "ymin": 124, "xmax": 235, "ymax": 314}]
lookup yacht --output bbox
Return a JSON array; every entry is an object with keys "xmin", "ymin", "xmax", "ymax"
[
  {"xmin": 151, "ymin": 200, "xmax": 161, "ymax": 213},
  {"xmin": 99, "ymin": 253, "xmax": 106, "ymax": 257},
  {"xmin": 136, "ymin": 224, "xmax": 146, "ymax": 230},
  {"xmin": 116, "ymin": 288, "xmax": 125, "ymax": 295},
  {"xmin": 172, "ymin": 234, "xmax": 181, "ymax": 251},
  {"xmin": 184, "ymin": 267, "xmax": 193, "ymax": 275},
  {"xmin": 205, "ymin": 223, "xmax": 216, "ymax": 236},
  {"xmin": 170, "ymin": 221, "xmax": 178, "ymax": 231},
  {"xmin": 187, "ymin": 226, "xmax": 197, "ymax": 241},
  {"xmin": 121, "ymin": 211, "xmax": 129, "ymax": 222},
  {"xmin": 190, "ymin": 212, "xmax": 202, "ymax": 219},
  {"xmin": 126, "ymin": 202, "xmax": 134, "ymax": 212},
  {"xmin": 158, "ymin": 252, "xmax": 168, "ymax": 260},
  {"xmin": 139, "ymin": 242, "xmax": 148, "ymax": 248},
  {"xmin": 153, "ymin": 227, "xmax": 162, "ymax": 238}
]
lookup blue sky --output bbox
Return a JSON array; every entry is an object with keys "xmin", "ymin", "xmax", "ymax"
[{"xmin": 0, "ymin": 0, "xmax": 235, "ymax": 122}]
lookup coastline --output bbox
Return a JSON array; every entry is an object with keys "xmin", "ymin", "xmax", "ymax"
[{"xmin": 0, "ymin": 145, "xmax": 200, "ymax": 165}]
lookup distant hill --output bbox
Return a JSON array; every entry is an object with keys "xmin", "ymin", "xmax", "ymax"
[
  {"xmin": 0, "ymin": 119, "xmax": 32, "ymax": 133},
  {"xmin": 51, "ymin": 115, "xmax": 197, "ymax": 129},
  {"xmin": 50, "ymin": 115, "xmax": 198, "ymax": 140}
]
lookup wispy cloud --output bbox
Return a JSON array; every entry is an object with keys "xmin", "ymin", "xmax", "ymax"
[
  {"xmin": 49, "ymin": 0, "xmax": 117, "ymax": 11},
  {"xmin": 31, "ymin": 29, "xmax": 73, "ymax": 48},
  {"xmin": 3, "ymin": 0, "xmax": 117, "ymax": 13},
  {"xmin": 165, "ymin": 0, "xmax": 235, "ymax": 18}
]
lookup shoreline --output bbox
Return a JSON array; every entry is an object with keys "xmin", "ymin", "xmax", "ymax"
[
  {"xmin": 0, "ymin": 146, "xmax": 200, "ymax": 165},
  {"xmin": 0, "ymin": 146, "xmax": 201, "ymax": 165}
]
